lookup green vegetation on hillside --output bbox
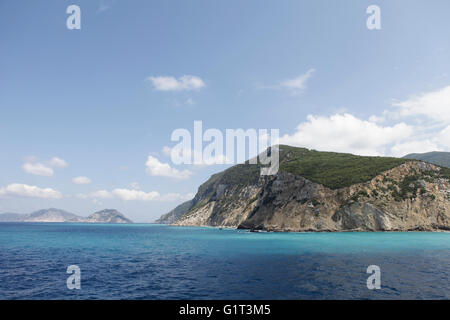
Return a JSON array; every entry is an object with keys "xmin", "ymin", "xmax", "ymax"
[
  {"xmin": 159, "ymin": 145, "xmax": 450, "ymax": 223},
  {"xmin": 278, "ymin": 145, "xmax": 408, "ymax": 189},
  {"xmin": 196, "ymin": 163, "xmax": 261, "ymax": 198},
  {"xmin": 440, "ymin": 167, "xmax": 450, "ymax": 179},
  {"xmin": 390, "ymin": 174, "xmax": 420, "ymax": 201},
  {"xmin": 195, "ymin": 145, "xmax": 449, "ymax": 195}
]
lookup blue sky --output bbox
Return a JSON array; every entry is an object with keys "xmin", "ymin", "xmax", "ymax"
[{"xmin": 1, "ymin": 0, "xmax": 450, "ymax": 221}]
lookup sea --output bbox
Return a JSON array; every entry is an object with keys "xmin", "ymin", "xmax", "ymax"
[{"xmin": 0, "ymin": 223, "xmax": 449, "ymax": 300}]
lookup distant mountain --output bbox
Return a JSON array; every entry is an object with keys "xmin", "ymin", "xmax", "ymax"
[
  {"xmin": 24, "ymin": 208, "xmax": 82, "ymax": 222},
  {"xmin": 0, "ymin": 212, "xmax": 24, "ymax": 222},
  {"xmin": 403, "ymin": 151, "xmax": 450, "ymax": 168},
  {"xmin": 85, "ymin": 209, "xmax": 133, "ymax": 224},
  {"xmin": 0, "ymin": 208, "xmax": 82, "ymax": 223},
  {"xmin": 0, "ymin": 208, "xmax": 133, "ymax": 223}
]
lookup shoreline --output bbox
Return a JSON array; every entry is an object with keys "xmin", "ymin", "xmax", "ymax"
[
  {"xmin": 167, "ymin": 223, "xmax": 450, "ymax": 233},
  {"xmin": 1, "ymin": 221, "xmax": 449, "ymax": 233}
]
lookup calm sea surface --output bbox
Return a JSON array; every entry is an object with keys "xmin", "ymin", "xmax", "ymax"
[{"xmin": 0, "ymin": 223, "xmax": 449, "ymax": 299}]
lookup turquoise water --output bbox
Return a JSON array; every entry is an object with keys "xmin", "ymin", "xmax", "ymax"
[{"xmin": 0, "ymin": 223, "xmax": 449, "ymax": 299}]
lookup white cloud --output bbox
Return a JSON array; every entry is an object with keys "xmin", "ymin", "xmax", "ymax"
[
  {"xmin": 437, "ymin": 125, "xmax": 450, "ymax": 148},
  {"xmin": 145, "ymin": 156, "xmax": 192, "ymax": 179},
  {"xmin": 90, "ymin": 190, "xmax": 113, "ymax": 199},
  {"xmin": 0, "ymin": 183, "xmax": 62, "ymax": 199},
  {"xmin": 157, "ymin": 192, "xmax": 195, "ymax": 202},
  {"xmin": 280, "ymin": 113, "xmax": 413, "ymax": 156},
  {"xmin": 368, "ymin": 115, "xmax": 386, "ymax": 123},
  {"xmin": 280, "ymin": 69, "xmax": 315, "ymax": 93},
  {"xmin": 379, "ymin": 85, "xmax": 450, "ymax": 155},
  {"xmin": 48, "ymin": 157, "xmax": 68, "ymax": 168},
  {"xmin": 77, "ymin": 188, "xmax": 193, "ymax": 202},
  {"xmin": 22, "ymin": 156, "xmax": 68, "ymax": 176},
  {"xmin": 72, "ymin": 176, "xmax": 92, "ymax": 185},
  {"xmin": 392, "ymin": 85, "xmax": 450, "ymax": 123},
  {"xmin": 279, "ymin": 85, "xmax": 450, "ymax": 156},
  {"xmin": 147, "ymin": 75, "xmax": 205, "ymax": 91},
  {"xmin": 22, "ymin": 162, "xmax": 54, "ymax": 176},
  {"xmin": 390, "ymin": 140, "xmax": 441, "ymax": 157},
  {"xmin": 112, "ymin": 188, "xmax": 160, "ymax": 201},
  {"xmin": 75, "ymin": 190, "xmax": 112, "ymax": 200}
]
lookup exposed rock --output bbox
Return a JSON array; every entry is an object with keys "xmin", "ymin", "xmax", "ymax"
[
  {"xmin": 160, "ymin": 146, "xmax": 450, "ymax": 232},
  {"xmin": 155, "ymin": 199, "xmax": 194, "ymax": 224}
]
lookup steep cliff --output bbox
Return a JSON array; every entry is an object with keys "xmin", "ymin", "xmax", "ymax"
[
  {"xmin": 155, "ymin": 199, "xmax": 194, "ymax": 224},
  {"xmin": 160, "ymin": 145, "xmax": 450, "ymax": 232}
]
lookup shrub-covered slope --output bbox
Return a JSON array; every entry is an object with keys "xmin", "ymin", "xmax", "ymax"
[{"xmin": 158, "ymin": 145, "xmax": 450, "ymax": 231}]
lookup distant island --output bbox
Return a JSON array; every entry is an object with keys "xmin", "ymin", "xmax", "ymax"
[
  {"xmin": 0, "ymin": 208, "xmax": 133, "ymax": 224},
  {"xmin": 156, "ymin": 145, "xmax": 450, "ymax": 232}
]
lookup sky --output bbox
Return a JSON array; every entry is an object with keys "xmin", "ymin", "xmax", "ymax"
[{"xmin": 1, "ymin": 0, "xmax": 450, "ymax": 222}]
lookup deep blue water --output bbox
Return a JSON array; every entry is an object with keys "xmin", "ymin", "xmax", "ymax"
[{"xmin": 0, "ymin": 223, "xmax": 449, "ymax": 299}]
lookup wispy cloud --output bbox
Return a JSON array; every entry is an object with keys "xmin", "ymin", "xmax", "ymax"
[
  {"xmin": 146, "ymin": 75, "xmax": 205, "ymax": 91},
  {"xmin": 260, "ymin": 69, "xmax": 315, "ymax": 95},
  {"xmin": 391, "ymin": 85, "xmax": 450, "ymax": 123},
  {"xmin": 76, "ymin": 188, "xmax": 193, "ymax": 202},
  {"xmin": 279, "ymin": 69, "xmax": 315, "ymax": 93}
]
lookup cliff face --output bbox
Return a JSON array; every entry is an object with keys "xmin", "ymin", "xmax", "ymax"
[
  {"xmin": 155, "ymin": 199, "xmax": 194, "ymax": 224},
  {"xmin": 163, "ymin": 146, "xmax": 450, "ymax": 232},
  {"xmin": 235, "ymin": 162, "xmax": 449, "ymax": 232}
]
